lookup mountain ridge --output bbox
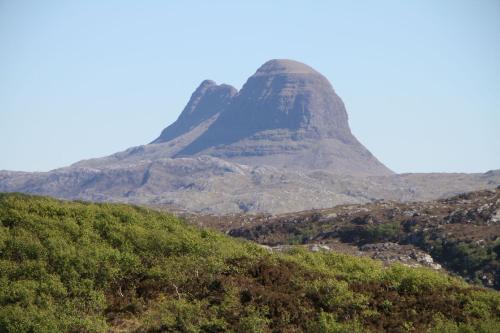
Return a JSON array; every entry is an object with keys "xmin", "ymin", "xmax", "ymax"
[{"xmin": 0, "ymin": 59, "xmax": 498, "ymax": 213}]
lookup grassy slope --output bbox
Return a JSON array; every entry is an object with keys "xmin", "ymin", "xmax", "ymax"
[{"xmin": 0, "ymin": 193, "xmax": 499, "ymax": 333}]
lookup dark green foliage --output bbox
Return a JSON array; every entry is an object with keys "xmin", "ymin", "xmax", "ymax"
[
  {"xmin": 339, "ymin": 221, "xmax": 401, "ymax": 244},
  {"xmin": 0, "ymin": 193, "xmax": 499, "ymax": 332},
  {"xmin": 428, "ymin": 239, "xmax": 497, "ymax": 273}
]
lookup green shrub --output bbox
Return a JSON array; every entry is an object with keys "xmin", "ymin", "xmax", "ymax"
[{"xmin": 306, "ymin": 311, "xmax": 364, "ymax": 333}]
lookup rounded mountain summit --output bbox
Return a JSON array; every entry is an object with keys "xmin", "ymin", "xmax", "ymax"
[{"xmin": 153, "ymin": 59, "xmax": 392, "ymax": 176}]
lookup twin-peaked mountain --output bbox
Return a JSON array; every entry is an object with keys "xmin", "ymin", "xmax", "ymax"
[
  {"xmin": 0, "ymin": 60, "xmax": 498, "ymax": 213},
  {"xmin": 150, "ymin": 59, "xmax": 391, "ymax": 176}
]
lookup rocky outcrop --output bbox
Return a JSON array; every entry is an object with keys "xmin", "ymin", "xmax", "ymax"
[{"xmin": 360, "ymin": 242, "xmax": 442, "ymax": 270}]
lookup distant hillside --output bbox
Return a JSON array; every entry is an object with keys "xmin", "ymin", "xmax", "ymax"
[
  {"xmin": 0, "ymin": 193, "xmax": 499, "ymax": 332},
  {"xmin": 227, "ymin": 187, "xmax": 500, "ymax": 290},
  {"xmin": 1, "ymin": 160, "xmax": 499, "ymax": 214}
]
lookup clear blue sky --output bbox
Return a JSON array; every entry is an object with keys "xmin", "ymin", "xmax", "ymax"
[{"xmin": 1, "ymin": 0, "xmax": 499, "ymax": 173}]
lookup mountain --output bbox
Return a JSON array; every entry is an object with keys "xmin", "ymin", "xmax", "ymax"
[
  {"xmin": 1, "ymin": 193, "xmax": 499, "ymax": 332},
  {"xmin": 0, "ymin": 60, "xmax": 498, "ymax": 213},
  {"xmin": 168, "ymin": 59, "xmax": 392, "ymax": 176}
]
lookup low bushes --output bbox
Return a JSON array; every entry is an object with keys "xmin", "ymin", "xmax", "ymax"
[{"xmin": 0, "ymin": 193, "xmax": 499, "ymax": 332}]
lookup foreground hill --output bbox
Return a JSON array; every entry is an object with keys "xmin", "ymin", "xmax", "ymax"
[{"xmin": 1, "ymin": 193, "xmax": 499, "ymax": 332}]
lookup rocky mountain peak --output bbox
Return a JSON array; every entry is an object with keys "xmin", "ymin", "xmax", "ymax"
[
  {"xmin": 150, "ymin": 59, "xmax": 392, "ymax": 176},
  {"xmin": 152, "ymin": 80, "xmax": 237, "ymax": 144},
  {"xmin": 254, "ymin": 59, "xmax": 320, "ymax": 76},
  {"xmin": 176, "ymin": 59, "xmax": 355, "ymax": 155},
  {"xmin": 228, "ymin": 58, "xmax": 351, "ymax": 140}
]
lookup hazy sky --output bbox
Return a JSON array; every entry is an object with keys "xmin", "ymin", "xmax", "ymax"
[{"xmin": 1, "ymin": 0, "xmax": 499, "ymax": 173}]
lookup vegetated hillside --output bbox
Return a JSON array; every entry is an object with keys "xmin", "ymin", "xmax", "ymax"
[
  {"xmin": 228, "ymin": 188, "xmax": 500, "ymax": 290},
  {"xmin": 1, "ymin": 194, "xmax": 499, "ymax": 333}
]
